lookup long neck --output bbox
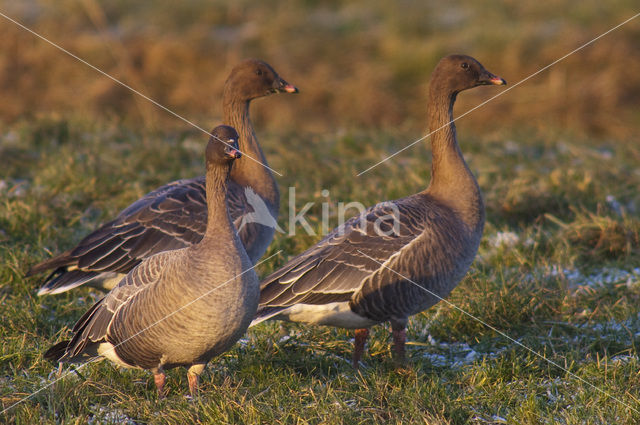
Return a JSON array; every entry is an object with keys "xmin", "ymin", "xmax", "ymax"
[
  {"xmin": 428, "ymin": 90, "xmax": 464, "ymax": 190},
  {"xmin": 425, "ymin": 85, "xmax": 484, "ymax": 229},
  {"xmin": 203, "ymin": 164, "xmax": 235, "ymax": 240},
  {"xmin": 223, "ymin": 97, "xmax": 279, "ymax": 207}
]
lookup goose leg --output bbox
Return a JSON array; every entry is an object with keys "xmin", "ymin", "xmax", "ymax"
[
  {"xmin": 187, "ymin": 364, "xmax": 205, "ymax": 398},
  {"xmin": 390, "ymin": 319, "xmax": 409, "ymax": 365},
  {"xmin": 353, "ymin": 328, "xmax": 370, "ymax": 369},
  {"xmin": 391, "ymin": 327, "xmax": 407, "ymax": 365},
  {"xmin": 153, "ymin": 371, "xmax": 167, "ymax": 398},
  {"xmin": 187, "ymin": 373, "xmax": 199, "ymax": 397}
]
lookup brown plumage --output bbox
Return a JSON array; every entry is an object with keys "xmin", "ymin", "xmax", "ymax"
[
  {"xmin": 45, "ymin": 125, "xmax": 259, "ymax": 398},
  {"xmin": 251, "ymin": 55, "xmax": 506, "ymax": 367},
  {"xmin": 30, "ymin": 59, "xmax": 297, "ymax": 295}
]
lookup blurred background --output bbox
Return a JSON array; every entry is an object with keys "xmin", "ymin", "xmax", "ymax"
[{"xmin": 1, "ymin": 0, "xmax": 639, "ymax": 139}]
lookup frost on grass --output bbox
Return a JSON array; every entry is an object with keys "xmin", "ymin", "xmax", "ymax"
[
  {"xmin": 88, "ymin": 405, "xmax": 137, "ymax": 425},
  {"xmin": 469, "ymin": 413, "xmax": 508, "ymax": 424},
  {"xmin": 478, "ymin": 230, "xmax": 534, "ymax": 263},
  {"xmin": 407, "ymin": 334, "xmax": 508, "ymax": 369},
  {"xmin": 0, "ymin": 178, "xmax": 29, "ymax": 198},
  {"xmin": 577, "ymin": 312, "xmax": 640, "ymax": 338},
  {"xmin": 610, "ymin": 354, "xmax": 639, "ymax": 364},
  {"xmin": 541, "ymin": 265, "xmax": 640, "ymax": 290},
  {"xmin": 502, "ymin": 262, "xmax": 640, "ymax": 292},
  {"xmin": 487, "ymin": 231, "xmax": 520, "ymax": 249}
]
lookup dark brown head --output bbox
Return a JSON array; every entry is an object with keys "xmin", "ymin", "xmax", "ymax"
[
  {"xmin": 224, "ymin": 59, "xmax": 298, "ymax": 102},
  {"xmin": 206, "ymin": 125, "xmax": 242, "ymax": 168},
  {"xmin": 430, "ymin": 55, "xmax": 506, "ymax": 96}
]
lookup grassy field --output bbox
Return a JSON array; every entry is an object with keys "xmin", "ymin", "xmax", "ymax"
[{"xmin": 2, "ymin": 1, "xmax": 640, "ymax": 424}]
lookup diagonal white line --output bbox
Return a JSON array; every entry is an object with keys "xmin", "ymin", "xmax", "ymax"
[
  {"xmin": 357, "ymin": 11, "xmax": 640, "ymax": 177},
  {"xmin": 0, "ymin": 250, "xmax": 282, "ymax": 415},
  {"xmin": 0, "ymin": 11, "xmax": 283, "ymax": 177},
  {"xmin": 356, "ymin": 249, "xmax": 640, "ymax": 415}
]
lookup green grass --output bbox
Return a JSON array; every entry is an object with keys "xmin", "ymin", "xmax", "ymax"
[{"xmin": 1, "ymin": 115, "xmax": 640, "ymax": 424}]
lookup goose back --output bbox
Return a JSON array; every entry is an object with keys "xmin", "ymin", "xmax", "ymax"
[
  {"xmin": 31, "ymin": 60, "xmax": 297, "ymax": 295},
  {"xmin": 254, "ymin": 191, "xmax": 481, "ymax": 328}
]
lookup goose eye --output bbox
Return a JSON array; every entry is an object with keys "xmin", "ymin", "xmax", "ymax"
[
  {"xmin": 255, "ymin": 69, "xmax": 264, "ymax": 76},
  {"xmin": 461, "ymin": 62, "xmax": 469, "ymax": 70}
]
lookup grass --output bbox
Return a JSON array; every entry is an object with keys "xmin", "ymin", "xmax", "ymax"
[
  {"xmin": 2, "ymin": 115, "xmax": 640, "ymax": 424},
  {"xmin": 2, "ymin": 1, "xmax": 640, "ymax": 423}
]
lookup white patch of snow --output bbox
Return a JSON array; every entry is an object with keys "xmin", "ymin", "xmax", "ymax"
[
  {"xmin": 611, "ymin": 354, "xmax": 638, "ymax": 365},
  {"xmin": 278, "ymin": 335, "xmax": 291, "ymax": 344},
  {"xmin": 514, "ymin": 264, "xmax": 640, "ymax": 290},
  {"xmin": 488, "ymin": 231, "xmax": 520, "ymax": 249},
  {"xmin": 88, "ymin": 406, "xmax": 136, "ymax": 425},
  {"xmin": 415, "ymin": 335, "xmax": 507, "ymax": 369}
]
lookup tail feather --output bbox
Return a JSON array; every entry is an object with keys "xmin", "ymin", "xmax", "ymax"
[
  {"xmin": 250, "ymin": 306, "xmax": 286, "ymax": 327},
  {"xmin": 36, "ymin": 269, "xmax": 100, "ymax": 296},
  {"xmin": 44, "ymin": 341, "xmax": 70, "ymax": 362},
  {"xmin": 26, "ymin": 250, "xmax": 74, "ymax": 277}
]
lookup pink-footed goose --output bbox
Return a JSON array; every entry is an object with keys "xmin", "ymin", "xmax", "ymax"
[
  {"xmin": 251, "ymin": 55, "xmax": 506, "ymax": 367},
  {"xmin": 45, "ymin": 125, "xmax": 259, "ymax": 398},
  {"xmin": 29, "ymin": 59, "xmax": 297, "ymax": 295}
]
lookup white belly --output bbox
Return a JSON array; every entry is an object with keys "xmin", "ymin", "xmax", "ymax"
[
  {"xmin": 275, "ymin": 302, "xmax": 378, "ymax": 329},
  {"xmin": 97, "ymin": 342, "xmax": 139, "ymax": 369}
]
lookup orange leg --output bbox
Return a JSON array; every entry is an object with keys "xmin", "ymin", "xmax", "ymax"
[
  {"xmin": 187, "ymin": 372, "xmax": 199, "ymax": 397},
  {"xmin": 153, "ymin": 371, "xmax": 167, "ymax": 398},
  {"xmin": 353, "ymin": 328, "xmax": 370, "ymax": 369}
]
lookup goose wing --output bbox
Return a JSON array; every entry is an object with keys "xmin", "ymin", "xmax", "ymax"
[
  {"xmin": 71, "ymin": 177, "xmax": 208, "ymax": 272},
  {"xmin": 33, "ymin": 176, "xmax": 254, "ymax": 294},
  {"xmin": 62, "ymin": 251, "xmax": 172, "ymax": 360},
  {"xmin": 255, "ymin": 196, "xmax": 428, "ymax": 320}
]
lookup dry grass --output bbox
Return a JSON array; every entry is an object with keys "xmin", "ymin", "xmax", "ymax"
[
  {"xmin": 547, "ymin": 208, "xmax": 640, "ymax": 261},
  {"xmin": 0, "ymin": 0, "xmax": 639, "ymax": 137}
]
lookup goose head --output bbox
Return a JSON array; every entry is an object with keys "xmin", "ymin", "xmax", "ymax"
[
  {"xmin": 207, "ymin": 125, "xmax": 242, "ymax": 167},
  {"xmin": 431, "ymin": 55, "xmax": 506, "ymax": 96},
  {"xmin": 224, "ymin": 59, "xmax": 298, "ymax": 102}
]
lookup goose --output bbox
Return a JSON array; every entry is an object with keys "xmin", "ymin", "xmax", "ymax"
[
  {"xmin": 29, "ymin": 59, "xmax": 297, "ymax": 295},
  {"xmin": 45, "ymin": 125, "xmax": 259, "ymax": 398},
  {"xmin": 251, "ymin": 55, "xmax": 506, "ymax": 367}
]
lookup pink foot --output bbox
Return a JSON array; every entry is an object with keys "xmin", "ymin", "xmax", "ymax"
[
  {"xmin": 353, "ymin": 328, "xmax": 370, "ymax": 369},
  {"xmin": 187, "ymin": 372, "xmax": 199, "ymax": 398},
  {"xmin": 154, "ymin": 372, "xmax": 167, "ymax": 398}
]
